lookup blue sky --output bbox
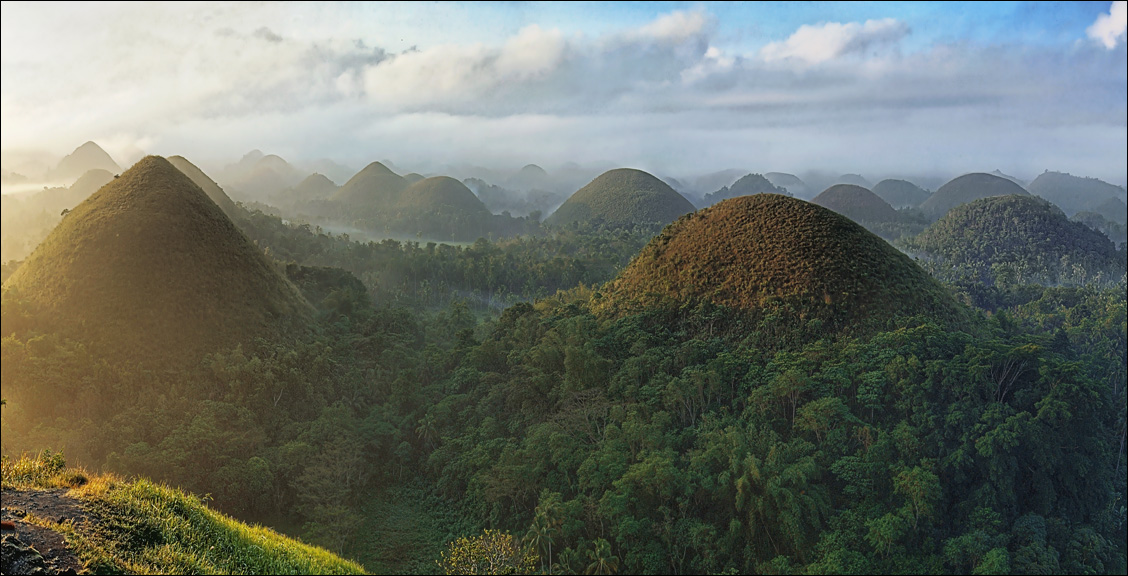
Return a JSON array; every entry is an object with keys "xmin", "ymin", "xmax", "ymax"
[{"xmin": 2, "ymin": 1, "xmax": 1125, "ymax": 184}]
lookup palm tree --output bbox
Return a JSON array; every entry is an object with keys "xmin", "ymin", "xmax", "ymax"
[{"xmin": 585, "ymin": 538, "xmax": 619, "ymax": 575}]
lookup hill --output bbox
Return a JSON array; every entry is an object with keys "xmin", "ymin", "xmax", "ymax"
[
  {"xmin": 764, "ymin": 172, "xmax": 813, "ymax": 198},
  {"xmin": 399, "ymin": 176, "xmax": 492, "ymax": 215},
  {"xmin": 596, "ymin": 194, "xmax": 967, "ymax": 331},
  {"xmin": 168, "ymin": 155, "xmax": 241, "ymax": 219},
  {"xmin": 2, "ymin": 155, "xmax": 312, "ymax": 367},
  {"xmin": 701, "ymin": 173, "xmax": 788, "ymax": 207},
  {"xmin": 330, "ymin": 162, "xmax": 408, "ymax": 214},
  {"xmin": 546, "ymin": 168, "xmax": 695, "ymax": 228},
  {"xmin": 506, "ymin": 163, "xmax": 550, "ymax": 191},
  {"xmin": 1026, "ymin": 170, "xmax": 1127, "ymax": 216},
  {"xmin": 919, "ymin": 172, "xmax": 1028, "ymax": 220},
  {"xmin": 908, "ymin": 194, "xmax": 1125, "ymax": 285},
  {"xmin": 1, "ymin": 453, "xmax": 365, "ymax": 575},
  {"xmin": 872, "ymin": 178, "xmax": 930, "ymax": 208},
  {"xmin": 811, "ymin": 184, "xmax": 900, "ymax": 224},
  {"xmin": 292, "ymin": 173, "xmax": 339, "ymax": 199},
  {"xmin": 50, "ymin": 142, "xmax": 121, "ymax": 182},
  {"xmin": 835, "ymin": 173, "xmax": 872, "ymax": 188},
  {"xmin": 403, "ymin": 172, "xmax": 425, "ymax": 185}
]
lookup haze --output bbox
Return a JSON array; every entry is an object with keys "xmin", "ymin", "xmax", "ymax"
[{"xmin": 2, "ymin": 1, "xmax": 1126, "ymax": 185}]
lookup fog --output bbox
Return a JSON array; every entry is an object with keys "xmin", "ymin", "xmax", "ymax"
[{"xmin": 2, "ymin": 2, "xmax": 1126, "ymax": 188}]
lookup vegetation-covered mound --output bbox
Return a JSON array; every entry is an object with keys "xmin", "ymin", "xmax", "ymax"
[
  {"xmin": 1026, "ymin": 170, "xmax": 1126, "ymax": 216},
  {"xmin": 764, "ymin": 172, "xmax": 812, "ymax": 198},
  {"xmin": 168, "ymin": 155, "xmax": 241, "ymax": 219},
  {"xmin": 293, "ymin": 173, "xmax": 339, "ymax": 199},
  {"xmin": 920, "ymin": 172, "xmax": 1028, "ymax": 220},
  {"xmin": 329, "ymin": 162, "xmax": 408, "ymax": 214},
  {"xmin": 399, "ymin": 176, "xmax": 492, "ymax": 215},
  {"xmin": 51, "ymin": 141, "xmax": 121, "ymax": 181},
  {"xmin": 701, "ymin": 173, "xmax": 788, "ymax": 207},
  {"xmin": 872, "ymin": 178, "xmax": 930, "ymax": 208},
  {"xmin": 812, "ymin": 184, "xmax": 900, "ymax": 224},
  {"xmin": 908, "ymin": 194, "xmax": 1125, "ymax": 286},
  {"xmin": 546, "ymin": 168, "xmax": 695, "ymax": 228},
  {"xmin": 597, "ymin": 194, "xmax": 967, "ymax": 331},
  {"xmin": 1, "ymin": 452, "xmax": 365, "ymax": 575},
  {"xmin": 2, "ymin": 155, "xmax": 312, "ymax": 367}
]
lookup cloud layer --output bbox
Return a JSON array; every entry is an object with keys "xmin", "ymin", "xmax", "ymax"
[{"xmin": 1, "ymin": 3, "xmax": 1125, "ymax": 184}]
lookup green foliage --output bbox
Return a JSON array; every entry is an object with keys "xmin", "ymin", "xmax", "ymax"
[
  {"xmin": 701, "ymin": 173, "xmax": 788, "ymax": 206},
  {"xmin": 437, "ymin": 529, "xmax": 537, "ymax": 575},
  {"xmin": 906, "ymin": 194, "xmax": 1125, "ymax": 287}
]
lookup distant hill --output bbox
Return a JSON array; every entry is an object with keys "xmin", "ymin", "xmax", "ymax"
[
  {"xmin": 62, "ymin": 169, "xmax": 115, "ymax": 207},
  {"xmin": 990, "ymin": 169, "xmax": 1025, "ymax": 187},
  {"xmin": 701, "ymin": 173, "xmax": 788, "ymax": 207},
  {"xmin": 908, "ymin": 194, "xmax": 1124, "ymax": 286},
  {"xmin": 292, "ymin": 173, "xmax": 339, "ymax": 199},
  {"xmin": 2, "ymin": 156, "xmax": 312, "ymax": 367},
  {"xmin": 919, "ymin": 172, "xmax": 1029, "ymax": 220},
  {"xmin": 835, "ymin": 173, "xmax": 872, "ymax": 188},
  {"xmin": 399, "ymin": 176, "xmax": 492, "ymax": 215},
  {"xmin": 872, "ymin": 179, "xmax": 930, "ymax": 208},
  {"xmin": 330, "ymin": 161, "xmax": 409, "ymax": 215},
  {"xmin": 1026, "ymin": 171, "xmax": 1128, "ymax": 216},
  {"xmin": 219, "ymin": 152, "xmax": 303, "ymax": 203},
  {"xmin": 506, "ymin": 163, "xmax": 550, "ymax": 191},
  {"xmin": 546, "ymin": 168, "xmax": 695, "ymax": 228},
  {"xmin": 690, "ymin": 169, "xmax": 748, "ymax": 197},
  {"xmin": 403, "ymin": 172, "xmax": 425, "ymax": 185},
  {"xmin": 50, "ymin": 142, "xmax": 120, "ymax": 182},
  {"xmin": 168, "ymin": 155, "xmax": 240, "ymax": 219},
  {"xmin": 596, "ymin": 194, "xmax": 968, "ymax": 332},
  {"xmin": 811, "ymin": 184, "xmax": 900, "ymax": 225},
  {"xmin": 764, "ymin": 172, "xmax": 813, "ymax": 199}
]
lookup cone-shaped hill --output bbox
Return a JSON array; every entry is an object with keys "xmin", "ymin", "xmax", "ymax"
[
  {"xmin": 168, "ymin": 155, "xmax": 240, "ymax": 219},
  {"xmin": 59, "ymin": 169, "xmax": 115, "ymax": 208},
  {"xmin": 765, "ymin": 172, "xmax": 813, "ymax": 199},
  {"xmin": 330, "ymin": 161, "xmax": 408, "ymax": 214},
  {"xmin": 872, "ymin": 179, "xmax": 930, "ymax": 208},
  {"xmin": 398, "ymin": 176, "xmax": 491, "ymax": 215},
  {"xmin": 812, "ymin": 184, "xmax": 900, "ymax": 224},
  {"xmin": 51, "ymin": 141, "xmax": 121, "ymax": 181},
  {"xmin": 701, "ymin": 173, "xmax": 788, "ymax": 207},
  {"xmin": 595, "ymin": 194, "xmax": 968, "ymax": 332},
  {"xmin": 546, "ymin": 168, "xmax": 695, "ymax": 228},
  {"xmin": 1026, "ymin": 171, "xmax": 1127, "ymax": 216},
  {"xmin": 2, "ymin": 156, "xmax": 312, "ymax": 367},
  {"xmin": 920, "ymin": 172, "xmax": 1028, "ymax": 220},
  {"xmin": 293, "ymin": 173, "xmax": 339, "ymax": 199},
  {"xmin": 908, "ymin": 194, "xmax": 1125, "ymax": 285},
  {"xmin": 403, "ymin": 172, "xmax": 425, "ymax": 185}
]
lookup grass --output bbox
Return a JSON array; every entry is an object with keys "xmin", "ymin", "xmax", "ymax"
[{"xmin": 2, "ymin": 452, "xmax": 366, "ymax": 575}]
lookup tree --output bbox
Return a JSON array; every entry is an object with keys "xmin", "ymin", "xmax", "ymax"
[
  {"xmin": 585, "ymin": 538, "xmax": 620, "ymax": 575},
  {"xmin": 438, "ymin": 529, "xmax": 538, "ymax": 575}
]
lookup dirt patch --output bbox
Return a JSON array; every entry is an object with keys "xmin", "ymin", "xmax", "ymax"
[{"xmin": 1, "ymin": 489, "xmax": 90, "ymax": 575}]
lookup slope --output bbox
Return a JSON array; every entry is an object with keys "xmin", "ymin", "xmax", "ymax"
[
  {"xmin": 168, "ymin": 155, "xmax": 241, "ymax": 219},
  {"xmin": 546, "ymin": 168, "xmax": 695, "ymax": 228},
  {"xmin": 812, "ymin": 184, "xmax": 900, "ymax": 224},
  {"xmin": 919, "ymin": 172, "xmax": 1028, "ymax": 220},
  {"xmin": 2, "ymin": 155, "xmax": 312, "ymax": 367}
]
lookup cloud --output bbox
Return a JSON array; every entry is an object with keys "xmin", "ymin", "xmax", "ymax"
[
  {"xmin": 760, "ymin": 18, "xmax": 910, "ymax": 64},
  {"xmin": 1088, "ymin": 1, "xmax": 1127, "ymax": 49}
]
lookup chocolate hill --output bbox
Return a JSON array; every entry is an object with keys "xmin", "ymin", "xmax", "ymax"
[
  {"xmin": 920, "ymin": 173, "xmax": 1028, "ymax": 220},
  {"xmin": 546, "ymin": 168, "xmax": 695, "ymax": 228},
  {"xmin": 595, "ymin": 194, "xmax": 967, "ymax": 331},
  {"xmin": 51, "ymin": 141, "xmax": 121, "ymax": 182},
  {"xmin": 812, "ymin": 184, "xmax": 900, "ymax": 224},
  {"xmin": 2, "ymin": 156, "xmax": 312, "ymax": 367},
  {"xmin": 168, "ymin": 155, "xmax": 240, "ymax": 219},
  {"xmin": 330, "ymin": 161, "xmax": 408, "ymax": 215},
  {"xmin": 872, "ymin": 179, "xmax": 930, "ymax": 208}
]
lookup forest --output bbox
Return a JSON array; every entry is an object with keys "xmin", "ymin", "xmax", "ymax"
[{"xmin": 2, "ymin": 158, "xmax": 1125, "ymax": 575}]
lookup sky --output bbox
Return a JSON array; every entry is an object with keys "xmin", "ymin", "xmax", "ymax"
[{"xmin": 1, "ymin": 1, "xmax": 1126, "ymax": 184}]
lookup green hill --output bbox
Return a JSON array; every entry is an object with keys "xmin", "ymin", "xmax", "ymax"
[
  {"xmin": 330, "ymin": 162, "xmax": 408, "ymax": 214},
  {"xmin": 293, "ymin": 173, "xmax": 339, "ymax": 199},
  {"xmin": 2, "ymin": 155, "xmax": 312, "ymax": 367},
  {"xmin": 399, "ymin": 176, "xmax": 492, "ymax": 215},
  {"xmin": 546, "ymin": 168, "xmax": 695, "ymax": 228},
  {"xmin": 403, "ymin": 172, "xmax": 425, "ymax": 185},
  {"xmin": 701, "ymin": 173, "xmax": 788, "ymax": 207},
  {"xmin": 908, "ymin": 194, "xmax": 1124, "ymax": 285},
  {"xmin": 811, "ymin": 184, "xmax": 900, "ymax": 224},
  {"xmin": 872, "ymin": 178, "xmax": 930, "ymax": 208},
  {"xmin": 920, "ymin": 172, "xmax": 1028, "ymax": 220},
  {"xmin": 168, "ymin": 155, "xmax": 241, "ymax": 219},
  {"xmin": 596, "ymin": 194, "xmax": 967, "ymax": 331},
  {"xmin": 1026, "ymin": 170, "xmax": 1127, "ymax": 216},
  {"xmin": 2, "ymin": 453, "xmax": 365, "ymax": 575}
]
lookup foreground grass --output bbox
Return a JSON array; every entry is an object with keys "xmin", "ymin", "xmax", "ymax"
[{"xmin": 2, "ymin": 452, "xmax": 367, "ymax": 575}]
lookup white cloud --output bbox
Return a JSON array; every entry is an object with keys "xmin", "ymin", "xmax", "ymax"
[
  {"xmin": 760, "ymin": 18, "xmax": 910, "ymax": 65},
  {"xmin": 632, "ymin": 10, "xmax": 710, "ymax": 42},
  {"xmin": 1088, "ymin": 1, "xmax": 1127, "ymax": 49}
]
